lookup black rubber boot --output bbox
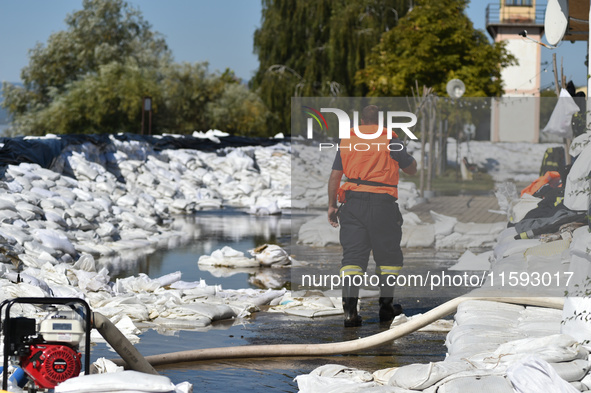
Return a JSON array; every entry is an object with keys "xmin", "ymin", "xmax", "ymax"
[
  {"xmin": 378, "ymin": 275, "xmax": 403, "ymax": 323},
  {"xmin": 342, "ymin": 285, "xmax": 362, "ymax": 327}
]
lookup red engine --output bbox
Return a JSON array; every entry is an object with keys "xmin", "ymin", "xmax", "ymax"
[{"xmin": 20, "ymin": 344, "xmax": 81, "ymax": 389}]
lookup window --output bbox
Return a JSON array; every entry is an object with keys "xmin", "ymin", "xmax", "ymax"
[{"xmin": 505, "ymin": 0, "xmax": 533, "ymax": 5}]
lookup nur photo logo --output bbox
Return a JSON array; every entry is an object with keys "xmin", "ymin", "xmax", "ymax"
[{"xmin": 302, "ymin": 106, "xmax": 418, "ymax": 140}]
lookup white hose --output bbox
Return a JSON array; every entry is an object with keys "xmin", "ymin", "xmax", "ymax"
[
  {"xmin": 92, "ymin": 312, "xmax": 159, "ymax": 375},
  {"xmin": 111, "ymin": 295, "xmax": 564, "ymax": 368}
]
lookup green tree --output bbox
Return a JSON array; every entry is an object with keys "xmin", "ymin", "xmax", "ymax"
[
  {"xmin": 252, "ymin": 0, "xmax": 410, "ymax": 133},
  {"xmin": 2, "ymin": 0, "xmax": 271, "ymax": 136},
  {"xmin": 160, "ymin": 63, "xmax": 270, "ymax": 136},
  {"xmin": 357, "ymin": 0, "xmax": 516, "ymax": 97},
  {"xmin": 3, "ymin": 0, "xmax": 170, "ymax": 135}
]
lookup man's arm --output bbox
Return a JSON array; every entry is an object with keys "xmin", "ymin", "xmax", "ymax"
[
  {"xmin": 390, "ymin": 138, "xmax": 417, "ymax": 175},
  {"xmin": 401, "ymin": 159, "xmax": 417, "ymax": 175},
  {"xmin": 328, "ymin": 169, "xmax": 343, "ymax": 227}
]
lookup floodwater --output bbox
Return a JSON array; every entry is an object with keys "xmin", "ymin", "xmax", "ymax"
[{"xmin": 90, "ymin": 209, "xmax": 471, "ymax": 392}]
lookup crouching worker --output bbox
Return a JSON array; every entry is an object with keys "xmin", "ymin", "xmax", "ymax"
[{"xmin": 327, "ymin": 105, "xmax": 417, "ymax": 327}]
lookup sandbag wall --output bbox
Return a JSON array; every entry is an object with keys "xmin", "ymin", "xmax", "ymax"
[{"xmin": 0, "ymin": 133, "xmax": 292, "ymax": 340}]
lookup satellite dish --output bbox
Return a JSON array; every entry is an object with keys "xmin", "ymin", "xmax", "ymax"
[
  {"xmin": 545, "ymin": 0, "xmax": 569, "ymax": 46},
  {"xmin": 446, "ymin": 79, "xmax": 465, "ymax": 98}
]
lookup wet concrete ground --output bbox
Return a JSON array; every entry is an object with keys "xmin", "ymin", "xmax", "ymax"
[{"xmin": 90, "ymin": 210, "xmax": 482, "ymax": 392}]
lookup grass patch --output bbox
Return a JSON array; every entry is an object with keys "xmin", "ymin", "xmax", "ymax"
[{"xmin": 400, "ymin": 168, "xmax": 495, "ymax": 195}]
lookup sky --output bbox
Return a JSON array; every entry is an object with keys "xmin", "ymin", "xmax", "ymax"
[{"xmin": 0, "ymin": 0, "xmax": 588, "ymax": 90}]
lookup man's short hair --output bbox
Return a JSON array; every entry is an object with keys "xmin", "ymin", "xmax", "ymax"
[{"xmin": 362, "ymin": 105, "xmax": 380, "ymax": 125}]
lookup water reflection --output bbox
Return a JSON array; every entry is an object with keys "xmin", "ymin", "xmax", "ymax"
[{"xmin": 109, "ymin": 210, "xmax": 292, "ymax": 290}]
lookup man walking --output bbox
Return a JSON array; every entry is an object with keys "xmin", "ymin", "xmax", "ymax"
[{"xmin": 327, "ymin": 105, "xmax": 417, "ymax": 327}]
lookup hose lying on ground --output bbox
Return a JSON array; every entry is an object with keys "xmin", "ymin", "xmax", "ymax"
[
  {"xmin": 92, "ymin": 312, "xmax": 159, "ymax": 375},
  {"xmin": 110, "ymin": 295, "xmax": 564, "ymax": 368}
]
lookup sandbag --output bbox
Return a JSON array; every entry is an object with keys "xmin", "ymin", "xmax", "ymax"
[
  {"xmin": 507, "ymin": 356, "xmax": 580, "ymax": 393},
  {"xmin": 388, "ymin": 361, "xmax": 473, "ymax": 390},
  {"xmin": 54, "ymin": 370, "xmax": 177, "ymax": 392},
  {"xmin": 436, "ymin": 375, "xmax": 514, "ymax": 393}
]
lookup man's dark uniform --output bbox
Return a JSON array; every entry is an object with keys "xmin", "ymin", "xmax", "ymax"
[{"xmin": 329, "ymin": 120, "xmax": 416, "ymax": 327}]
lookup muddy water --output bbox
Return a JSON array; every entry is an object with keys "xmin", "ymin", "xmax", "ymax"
[{"xmin": 91, "ymin": 210, "xmax": 471, "ymax": 392}]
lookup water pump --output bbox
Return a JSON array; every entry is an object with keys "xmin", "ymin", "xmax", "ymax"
[{"xmin": 0, "ymin": 298, "xmax": 91, "ymax": 391}]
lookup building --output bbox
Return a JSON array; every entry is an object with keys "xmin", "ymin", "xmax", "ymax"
[{"xmin": 486, "ymin": 0, "xmax": 546, "ymax": 142}]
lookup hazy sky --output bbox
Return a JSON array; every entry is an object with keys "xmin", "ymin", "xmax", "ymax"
[{"xmin": 0, "ymin": 0, "xmax": 587, "ymax": 89}]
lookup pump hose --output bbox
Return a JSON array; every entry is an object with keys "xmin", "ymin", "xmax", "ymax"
[
  {"xmin": 92, "ymin": 312, "xmax": 159, "ymax": 375},
  {"xmin": 109, "ymin": 295, "xmax": 564, "ymax": 368}
]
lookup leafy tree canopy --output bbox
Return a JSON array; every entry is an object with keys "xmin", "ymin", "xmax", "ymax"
[
  {"xmin": 3, "ymin": 0, "xmax": 270, "ymax": 136},
  {"xmin": 252, "ymin": 0, "xmax": 410, "ymax": 132},
  {"xmin": 357, "ymin": 0, "xmax": 516, "ymax": 97}
]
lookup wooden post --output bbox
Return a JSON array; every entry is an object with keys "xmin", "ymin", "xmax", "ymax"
[
  {"xmin": 426, "ymin": 97, "xmax": 435, "ymax": 192},
  {"xmin": 419, "ymin": 106, "xmax": 426, "ymax": 198},
  {"xmin": 552, "ymin": 53, "xmax": 560, "ymax": 96}
]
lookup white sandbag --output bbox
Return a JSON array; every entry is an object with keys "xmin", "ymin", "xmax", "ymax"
[
  {"xmin": 16, "ymin": 201, "xmax": 43, "ymax": 216},
  {"xmin": 92, "ymin": 357, "xmax": 124, "ymax": 374},
  {"xmin": 249, "ymin": 197, "xmax": 281, "ymax": 215},
  {"xmin": 401, "ymin": 211, "xmax": 421, "ymax": 226},
  {"xmin": 155, "ymin": 271, "xmax": 182, "ymax": 287},
  {"xmin": 507, "ymin": 356, "xmax": 580, "ymax": 393},
  {"xmin": 524, "ymin": 239, "xmax": 571, "ymax": 257},
  {"xmin": 388, "ymin": 361, "xmax": 473, "ymax": 390},
  {"xmin": 478, "ymin": 334, "xmax": 586, "ymax": 366},
  {"xmin": 401, "ymin": 224, "xmax": 435, "ymax": 248},
  {"xmin": 198, "ymin": 246, "xmax": 258, "ymax": 268},
  {"xmin": 55, "ymin": 370, "xmax": 177, "ymax": 392},
  {"xmin": 0, "ymin": 209, "xmax": 20, "ymax": 223},
  {"xmin": 493, "ymin": 237, "xmax": 540, "ymax": 259},
  {"xmin": 454, "ymin": 221, "xmax": 506, "ymax": 235},
  {"xmin": 74, "ymin": 268, "xmax": 111, "ymax": 292},
  {"xmin": 430, "ymin": 211, "xmax": 457, "ymax": 236},
  {"xmin": 117, "ymin": 194, "xmax": 138, "ymax": 207},
  {"xmin": 511, "ymin": 194, "xmax": 542, "ymax": 222},
  {"xmin": 561, "ymin": 297, "xmax": 591, "ymax": 344},
  {"xmin": 454, "ymin": 300, "xmax": 524, "ymax": 327},
  {"xmin": 497, "ymin": 226, "xmax": 518, "ymax": 244},
  {"xmin": 371, "ymin": 367, "xmax": 398, "ymax": 386},
  {"xmin": 565, "ymin": 142, "xmax": 591, "ymax": 211},
  {"xmin": 72, "ymin": 187, "xmax": 95, "ymax": 202},
  {"xmin": 96, "ymin": 222, "xmax": 118, "ymax": 238},
  {"xmin": 268, "ymin": 292, "xmax": 342, "ymax": 317},
  {"xmin": 73, "ymin": 253, "xmax": 96, "ymax": 272},
  {"xmin": 152, "ymin": 316, "xmax": 211, "ymax": 329},
  {"xmin": 436, "ymin": 375, "xmax": 514, "ymax": 393},
  {"xmin": 174, "ymin": 303, "xmax": 235, "ymax": 321},
  {"xmin": 114, "ymin": 274, "xmax": 161, "ymax": 293},
  {"xmin": 44, "ymin": 210, "xmax": 67, "ymax": 227},
  {"xmin": 120, "ymin": 212, "xmax": 156, "ymax": 231},
  {"xmin": 517, "ymin": 307, "xmax": 563, "ymax": 336},
  {"xmin": 33, "ymin": 229, "xmax": 77, "ymax": 256},
  {"xmin": 29, "ymin": 186, "xmax": 58, "ymax": 199},
  {"xmin": 448, "ymin": 250, "xmax": 492, "ymax": 271},
  {"xmin": 570, "ymin": 131, "xmax": 591, "ymax": 158},
  {"xmin": 0, "ymin": 198, "xmax": 17, "ymax": 211},
  {"xmin": 297, "ymin": 215, "xmax": 340, "ymax": 247},
  {"xmin": 249, "ymin": 244, "xmax": 291, "ymax": 266},
  {"xmin": 550, "ymin": 359, "xmax": 590, "ymax": 382},
  {"xmin": 294, "ymin": 374, "xmax": 379, "ymax": 393}
]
